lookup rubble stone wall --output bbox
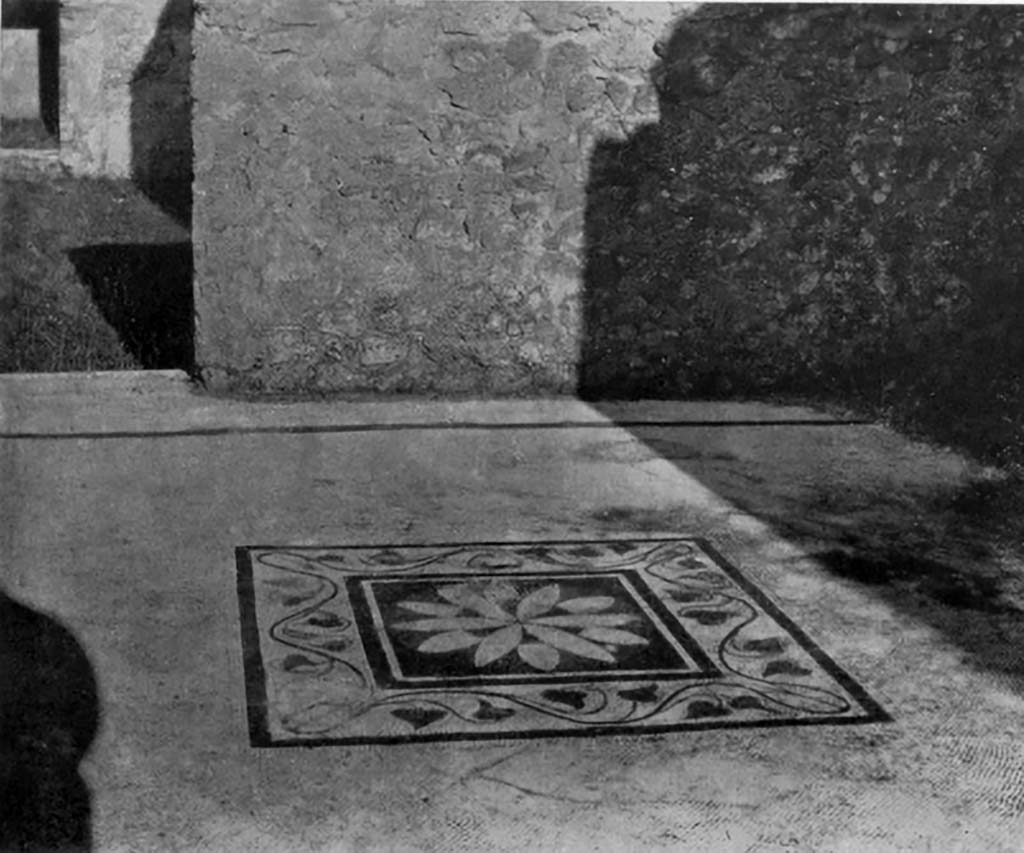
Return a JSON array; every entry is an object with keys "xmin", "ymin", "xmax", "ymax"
[{"xmin": 193, "ymin": 0, "xmax": 688, "ymax": 393}]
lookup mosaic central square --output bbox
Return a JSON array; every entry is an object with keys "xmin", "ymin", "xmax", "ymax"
[{"xmin": 349, "ymin": 571, "xmax": 716, "ymax": 688}]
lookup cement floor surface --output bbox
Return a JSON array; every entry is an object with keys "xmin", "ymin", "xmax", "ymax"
[{"xmin": 2, "ymin": 372, "xmax": 1023, "ymax": 852}]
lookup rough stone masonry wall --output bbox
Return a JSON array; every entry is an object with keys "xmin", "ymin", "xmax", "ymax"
[
  {"xmin": 580, "ymin": 4, "xmax": 1024, "ymax": 462},
  {"xmin": 583, "ymin": 6, "xmax": 1024, "ymax": 394},
  {"xmin": 193, "ymin": 0, "xmax": 688, "ymax": 394}
]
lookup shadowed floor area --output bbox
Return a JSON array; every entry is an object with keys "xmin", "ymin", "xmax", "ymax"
[
  {"xmin": 67, "ymin": 243, "xmax": 194, "ymax": 371},
  {"xmin": 0, "ymin": 591, "xmax": 99, "ymax": 851},
  {"xmin": 0, "ymin": 177, "xmax": 189, "ymax": 372}
]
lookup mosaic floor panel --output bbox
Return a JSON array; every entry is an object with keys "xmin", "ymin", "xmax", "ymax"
[{"xmin": 236, "ymin": 538, "xmax": 889, "ymax": 746}]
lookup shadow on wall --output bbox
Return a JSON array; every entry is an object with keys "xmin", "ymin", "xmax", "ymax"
[
  {"xmin": 580, "ymin": 4, "xmax": 1024, "ymax": 467},
  {"xmin": 130, "ymin": 0, "xmax": 194, "ymax": 226},
  {"xmin": 582, "ymin": 5, "xmax": 1024, "ymax": 700},
  {"xmin": 68, "ymin": 243, "xmax": 195, "ymax": 370},
  {"xmin": 0, "ymin": 589, "xmax": 99, "ymax": 852}
]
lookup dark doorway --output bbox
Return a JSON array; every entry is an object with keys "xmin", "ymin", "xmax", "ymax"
[{"xmin": 1, "ymin": 0, "xmax": 60, "ymax": 149}]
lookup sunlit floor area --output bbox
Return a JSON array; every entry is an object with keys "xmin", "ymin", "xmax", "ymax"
[{"xmin": 2, "ymin": 372, "xmax": 1023, "ymax": 851}]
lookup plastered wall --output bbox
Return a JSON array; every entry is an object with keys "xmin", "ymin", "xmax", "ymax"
[{"xmin": 60, "ymin": 0, "xmax": 191, "ymax": 198}]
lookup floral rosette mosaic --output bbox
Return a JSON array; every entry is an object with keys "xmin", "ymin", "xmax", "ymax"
[{"xmin": 236, "ymin": 538, "xmax": 888, "ymax": 745}]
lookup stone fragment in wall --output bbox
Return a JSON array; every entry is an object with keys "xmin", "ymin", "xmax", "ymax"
[
  {"xmin": 440, "ymin": 66, "xmax": 512, "ymax": 117},
  {"xmin": 510, "ymin": 198, "xmax": 542, "ymax": 220},
  {"xmin": 536, "ymin": 252, "xmax": 582, "ymax": 304},
  {"xmin": 543, "ymin": 137, "xmax": 579, "ymax": 166},
  {"xmin": 751, "ymin": 165, "xmax": 789, "ymax": 185},
  {"xmin": 632, "ymin": 82, "xmax": 659, "ymax": 114},
  {"xmin": 605, "ymin": 76, "xmax": 633, "ymax": 111},
  {"xmin": 767, "ymin": 15, "xmax": 810, "ymax": 41},
  {"xmin": 264, "ymin": 0, "xmax": 339, "ymax": 29},
  {"xmin": 504, "ymin": 144, "xmax": 549, "ymax": 174},
  {"xmin": 468, "ymin": 337, "xmax": 514, "ymax": 371},
  {"xmin": 566, "ymin": 76, "xmax": 603, "ymax": 112},
  {"xmin": 542, "ymin": 212, "xmax": 584, "ymax": 252},
  {"xmin": 464, "ymin": 143, "xmax": 505, "ymax": 171},
  {"xmin": 522, "ymin": 3, "xmax": 593, "ymax": 35},
  {"xmin": 462, "ymin": 154, "xmax": 513, "ymax": 193},
  {"xmin": 517, "ymin": 341, "xmax": 547, "ymax": 366},
  {"xmin": 862, "ymin": 9, "xmax": 933, "ymax": 42},
  {"xmin": 371, "ymin": 121, "xmax": 438, "ymax": 169},
  {"xmin": 314, "ymin": 311, "xmax": 363, "ymax": 342},
  {"xmin": 658, "ymin": 50, "xmax": 741, "ymax": 101},
  {"xmin": 553, "ymin": 175, "xmax": 583, "ymax": 212},
  {"xmin": 314, "ymin": 362, "xmax": 360, "ymax": 390},
  {"xmin": 509, "ymin": 171, "xmax": 553, "ymax": 194},
  {"xmin": 437, "ymin": 2, "xmax": 522, "ymax": 37},
  {"xmin": 904, "ymin": 39, "xmax": 952, "ymax": 74},
  {"xmin": 465, "ymin": 201, "xmax": 517, "ymax": 251},
  {"xmin": 517, "ymin": 105, "xmax": 575, "ymax": 145},
  {"xmin": 853, "ymin": 39, "xmax": 887, "ymax": 69},
  {"xmin": 504, "ymin": 32, "xmax": 542, "ymax": 73},
  {"xmin": 267, "ymin": 327, "xmax": 318, "ymax": 365},
  {"xmin": 437, "ymin": 115, "xmax": 506, "ymax": 157},
  {"xmin": 874, "ymin": 66, "xmax": 913, "ymax": 99},
  {"xmin": 546, "ymin": 41, "xmax": 591, "ymax": 83},
  {"xmin": 365, "ymin": 16, "xmax": 434, "ymax": 77},
  {"xmin": 255, "ymin": 361, "xmax": 312, "ymax": 394},
  {"xmin": 446, "ymin": 39, "xmax": 497, "ymax": 73},
  {"xmin": 504, "ymin": 74, "xmax": 545, "ymax": 112},
  {"xmin": 361, "ymin": 336, "xmax": 408, "ymax": 368}
]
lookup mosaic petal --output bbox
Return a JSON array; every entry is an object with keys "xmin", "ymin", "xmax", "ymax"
[
  {"xmin": 437, "ymin": 584, "xmax": 513, "ymax": 620},
  {"xmin": 531, "ymin": 613, "xmax": 637, "ymax": 628},
  {"xmin": 417, "ymin": 630, "xmax": 482, "ymax": 654},
  {"xmin": 474, "ymin": 624, "xmax": 524, "ymax": 667},
  {"xmin": 556, "ymin": 596, "xmax": 616, "ymax": 613},
  {"xmin": 580, "ymin": 627, "xmax": 649, "ymax": 646},
  {"xmin": 516, "ymin": 584, "xmax": 562, "ymax": 620},
  {"xmin": 517, "ymin": 642, "xmax": 560, "ymax": 671},
  {"xmin": 525, "ymin": 625, "xmax": 617, "ymax": 662},
  {"xmin": 391, "ymin": 616, "xmax": 506, "ymax": 632},
  {"xmin": 397, "ymin": 600, "xmax": 463, "ymax": 617}
]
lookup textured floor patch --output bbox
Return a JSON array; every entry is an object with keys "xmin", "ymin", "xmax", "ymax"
[{"xmin": 236, "ymin": 538, "xmax": 889, "ymax": 746}]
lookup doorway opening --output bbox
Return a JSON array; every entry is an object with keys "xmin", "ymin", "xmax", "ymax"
[{"xmin": 1, "ymin": 0, "xmax": 59, "ymax": 151}]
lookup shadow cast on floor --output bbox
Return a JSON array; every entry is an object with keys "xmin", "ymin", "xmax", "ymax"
[
  {"xmin": 1, "ymin": 590, "xmax": 99, "ymax": 852},
  {"xmin": 68, "ymin": 243, "xmax": 194, "ymax": 372},
  {"xmin": 584, "ymin": 412, "xmax": 1024, "ymax": 706}
]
